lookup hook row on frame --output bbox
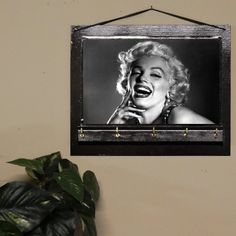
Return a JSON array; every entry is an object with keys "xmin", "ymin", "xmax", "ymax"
[{"xmin": 79, "ymin": 127, "xmax": 219, "ymax": 139}]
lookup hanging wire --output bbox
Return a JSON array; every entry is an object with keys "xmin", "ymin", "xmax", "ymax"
[{"xmin": 73, "ymin": 6, "xmax": 225, "ymax": 32}]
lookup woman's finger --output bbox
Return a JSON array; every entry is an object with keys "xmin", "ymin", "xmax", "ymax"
[
  {"xmin": 125, "ymin": 106, "xmax": 146, "ymax": 113},
  {"xmin": 119, "ymin": 90, "xmax": 132, "ymax": 108},
  {"xmin": 123, "ymin": 111, "xmax": 143, "ymax": 120}
]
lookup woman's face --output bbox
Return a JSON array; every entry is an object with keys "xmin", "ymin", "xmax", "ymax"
[{"xmin": 129, "ymin": 55, "xmax": 171, "ymax": 109}]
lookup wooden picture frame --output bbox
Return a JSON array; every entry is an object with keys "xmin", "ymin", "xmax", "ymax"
[{"xmin": 71, "ymin": 25, "xmax": 230, "ymax": 156}]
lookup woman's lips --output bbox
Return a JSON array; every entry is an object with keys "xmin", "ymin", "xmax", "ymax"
[{"xmin": 133, "ymin": 84, "xmax": 152, "ymax": 98}]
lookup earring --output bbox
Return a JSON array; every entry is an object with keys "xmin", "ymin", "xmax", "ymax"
[{"xmin": 165, "ymin": 91, "xmax": 171, "ymax": 106}]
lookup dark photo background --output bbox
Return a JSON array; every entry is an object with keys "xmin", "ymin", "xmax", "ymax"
[{"xmin": 82, "ymin": 38, "xmax": 220, "ymax": 124}]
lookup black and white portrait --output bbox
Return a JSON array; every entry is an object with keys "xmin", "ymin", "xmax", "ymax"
[
  {"xmin": 82, "ymin": 38, "xmax": 220, "ymax": 125},
  {"xmin": 71, "ymin": 25, "xmax": 230, "ymax": 155}
]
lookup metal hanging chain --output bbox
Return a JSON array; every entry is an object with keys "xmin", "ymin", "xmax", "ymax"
[{"xmin": 73, "ymin": 6, "xmax": 225, "ymax": 32}]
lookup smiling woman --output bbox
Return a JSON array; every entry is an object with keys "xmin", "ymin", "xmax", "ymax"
[{"xmin": 107, "ymin": 41, "xmax": 213, "ymax": 124}]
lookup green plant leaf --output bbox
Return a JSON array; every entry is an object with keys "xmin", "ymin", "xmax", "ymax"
[
  {"xmin": 83, "ymin": 171, "xmax": 100, "ymax": 202},
  {"xmin": 74, "ymin": 190, "xmax": 95, "ymax": 218},
  {"xmin": 24, "ymin": 152, "xmax": 62, "ymax": 185},
  {"xmin": 58, "ymin": 159, "xmax": 79, "ymax": 173},
  {"xmin": 75, "ymin": 201, "xmax": 95, "ymax": 218},
  {"xmin": 8, "ymin": 159, "xmax": 44, "ymax": 175},
  {"xmin": 38, "ymin": 152, "xmax": 62, "ymax": 178},
  {"xmin": 0, "ymin": 220, "xmax": 23, "ymax": 236},
  {"xmin": 35, "ymin": 152, "xmax": 62, "ymax": 166},
  {"xmin": 0, "ymin": 181, "xmax": 58, "ymax": 233},
  {"xmin": 25, "ymin": 167, "xmax": 41, "ymax": 181},
  {"xmin": 53, "ymin": 169, "xmax": 84, "ymax": 202},
  {"xmin": 82, "ymin": 216, "xmax": 97, "ymax": 236},
  {"xmin": 47, "ymin": 189, "xmax": 95, "ymax": 218},
  {"xmin": 27, "ymin": 209, "xmax": 80, "ymax": 236}
]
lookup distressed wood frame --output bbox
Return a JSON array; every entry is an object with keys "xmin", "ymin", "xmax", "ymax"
[{"xmin": 71, "ymin": 25, "xmax": 230, "ymax": 156}]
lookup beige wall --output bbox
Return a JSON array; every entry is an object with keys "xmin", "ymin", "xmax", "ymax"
[{"xmin": 0, "ymin": 0, "xmax": 235, "ymax": 235}]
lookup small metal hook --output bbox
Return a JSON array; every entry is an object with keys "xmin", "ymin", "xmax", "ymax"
[
  {"xmin": 115, "ymin": 127, "xmax": 120, "ymax": 138},
  {"xmin": 79, "ymin": 127, "xmax": 85, "ymax": 138},
  {"xmin": 151, "ymin": 126, "xmax": 157, "ymax": 137},
  {"xmin": 79, "ymin": 118, "xmax": 85, "ymax": 138},
  {"xmin": 184, "ymin": 128, "xmax": 189, "ymax": 137},
  {"xmin": 214, "ymin": 128, "xmax": 218, "ymax": 138}
]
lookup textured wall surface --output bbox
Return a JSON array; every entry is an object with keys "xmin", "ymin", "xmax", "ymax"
[{"xmin": 0, "ymin": 1, "xmax": 235, "ymax": 235}]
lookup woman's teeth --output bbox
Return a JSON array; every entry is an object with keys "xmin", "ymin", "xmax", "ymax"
[{"xmin": 134, "ymin": 85, "xmax": 152, "ymax": 98}]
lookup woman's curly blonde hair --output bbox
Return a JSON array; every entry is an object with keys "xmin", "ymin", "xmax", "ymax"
[{"xmin": 116, "ymin": 41, "xmax": 190, "ymax": 104}]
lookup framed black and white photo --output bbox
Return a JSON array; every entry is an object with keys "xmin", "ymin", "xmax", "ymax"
[{"xmin": 71, "ymin": 25, "xmax": 230, "ymax": 156}]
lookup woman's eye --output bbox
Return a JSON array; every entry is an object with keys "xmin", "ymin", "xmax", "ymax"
[
  {"xmin": 131, "ymin": 71, "xmax": 141, "ymax": 75},
  {"xmin": 151, "ymin": 73, "xmax": 161, "ymax": 78}
]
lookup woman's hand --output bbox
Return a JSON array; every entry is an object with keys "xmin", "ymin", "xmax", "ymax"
[{"xmin": 107, "ymin": 92, "xmax": 146, "ymax": 124}]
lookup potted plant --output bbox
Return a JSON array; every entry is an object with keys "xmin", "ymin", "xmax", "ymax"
[{"xmin": 0, "ymin": 152, "xmax": 100, "ymax": 236}]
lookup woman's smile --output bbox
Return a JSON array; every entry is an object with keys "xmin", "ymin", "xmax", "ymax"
[{"xmin": 133, "ymin": 84, "xmax": 152, "ymax": 98}]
